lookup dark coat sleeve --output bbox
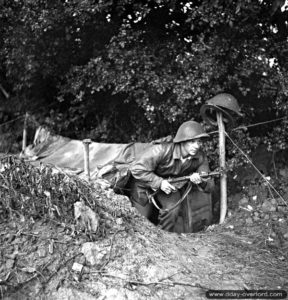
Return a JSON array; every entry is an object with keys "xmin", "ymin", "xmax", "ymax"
[
  {"xmin": 130, "ymin": 144, "xmax": 165, "ymax": 190},
  {"xmin": 197, "ymin": 152, "xmax": 215, "ymax": 193}
]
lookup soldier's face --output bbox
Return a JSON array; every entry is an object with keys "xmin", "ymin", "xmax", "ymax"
[{"xmin": 182, "ymin": 139, "xmax": 203, "ymax": 156}]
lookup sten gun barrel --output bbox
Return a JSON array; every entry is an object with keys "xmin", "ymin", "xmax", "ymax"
[{"xmin": 167, "ymin": 171, "xmax": 221, "ymax": 184}]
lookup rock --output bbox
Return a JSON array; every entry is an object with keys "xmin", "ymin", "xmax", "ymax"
[
  {"xmin": 279, "ymin": 168, "xmax": 288, "ymax": 178},
  {"xmin": 34, "ymin": 281, "xmax": 43, "ymax": 295},
  {"xmin": 262, "ymin": 200, "xmax": 276, "ymax": 212},
  {"xmin": 239, "ymin": 197, "xmax": 249, "ymax": 205},
  {"xmin": 49, "ymin": 287, "xmax": 99, "ymax": 300},
  {"xmin": 72, "ymin": 262, "xmax": 83, "ymax": 273},
  {"xmin": 37, "ymin": 248, "xmax": 46, "ymax": 258},
  {"xmin": 74, "ymin": 201, "xmax": 99, "ymax": 233},
  {"xmin": 221, "ymin": 280, "xmax": 241, "ymax": 289},
  {"xmin": 22, "ymin": 266, "xmax": 37, "ymax": 273},
  {"xmin": 278, "ymin": 206, "xmax": 288, "ymax": 212},
  {"xmin": 103, "ymin": 288, "xmax": 126, "ymax": 300},
  {"xmin": 31, "ymin": 245, "xmax": 38, "ymax": 252},
  {"xmin": 247, "ymin": 205, "xmax": 253, "ymax": 211},
  {"xmin": 116, "ymin": 218, "xmax": 123, "ymax": 225},
  {"xmin": 105, "ymin": 189, "xmax": 114, "ymax": 198},
  {"xmin": 6, "ymin": 234, "xmax": 15, "ymax": 243},
  {"xmin": 81, "ymin": 242, "xmax": 106, "ymax": 266},
  {"xmin": 283, "ymin": 232, "xmax": 288, "ymax": 240},
  {"xmin": 246, "ymin": 217, "xmax": 253, "ymax": 225},
  {"xmin": 105, "ymin": 220, "xmax": 112, "ymax": 228},
  {"xmin": 251, "ymin": 195, "xmax": 257, "ymax": 201},
  {"xmin": 76, "ymin": 255, "xmax": 86, "ymax": 265},
  {"xmin": 197, "ymin": 246, "xmax": 212, "ymax": 258},
  {"xmin": 253, "ymin": 216, "xmax": 260, "ymax": 222},
  {"xmin": 6, "ymin": 259, "xmax": 15, "ymax": 269},
  {"xmin": 49, "ymin": 240, "xmax": 54, "ymax": 254}
]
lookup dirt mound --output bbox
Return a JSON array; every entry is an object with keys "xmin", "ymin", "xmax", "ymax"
[{"xmin": 0, "ymin": 156, "xmax": 288, "ymax": 299}]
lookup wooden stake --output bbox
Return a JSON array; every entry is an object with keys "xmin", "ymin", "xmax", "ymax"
[
  {"xmin": 83, "ymin": 139, "xmax": 92, "ymax": 181},
  {"xmin": 216, "ymin": 112, "xmax": 227, "ymax": 224},
  {"xmin": 184, "ymin": 197, "xmax": 193, "ymax": 233},
  {"xmin": 22, "ymin": 113, "xmax": 28, "ymax": 151}
]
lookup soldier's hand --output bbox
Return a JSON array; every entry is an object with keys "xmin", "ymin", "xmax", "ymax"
[
  {"xmin": 189, "ymin": 173, "xmax": 202, "ymax": 184},
  {"xmin": 160, "ymin": 180, "xmax": 176, "ymax": 194},
  {"xmin": 199, "ymin": 172, "xmax": 211, "ymax": 181}
]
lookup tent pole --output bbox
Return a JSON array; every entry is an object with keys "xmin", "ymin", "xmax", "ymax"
[
  {"xmin": 83, "ymin": 139, "xmax": 91, "ymax": 181},
  {"xmin": 216, "ymin": 112, "xmax": 227, "ymax": 224}
]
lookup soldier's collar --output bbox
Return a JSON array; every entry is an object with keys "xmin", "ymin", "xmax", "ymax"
[{"xmin": 173, "ymin": 144, "xmax": 201, "ymax": 160}]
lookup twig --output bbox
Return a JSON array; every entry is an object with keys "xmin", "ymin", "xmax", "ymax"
[
  {"xmin": 0, "ymin": 173, "xmax": 12, "ymax": 191},
  {"xmin": 50, "ymin": 164, "xmax": 94, "ymax": 208},
  {"xmin": 0, "ymin": 280, "xmax": 14, "ymax": 287},
  {"xmin": 17, "ymin": 266, "xmax": 46, "ymax": 281},
  {"xmin": 43, "ymin": 252, "xmax": 81, "ymax": 285},
  {"xmin": 99, "ymin": 229, "xmax": 125, "ymax": 272},
  {"xmin": 16, "ymin": 231, "xmax": 70, "ymax": 244},
  {"xmin": 98, "ymin": 273, "xmax": 208, "ymax": 289},
  {"xmin": 1, "ymin": 273, "xmax": 39, "ymax": 296},
  {"xmin": 41, "ymin": 257, "xmax": 57, "ymax": 273},
  {"xmin": 158, "ymin": 271, "xmax": 183, "ymax": 282},
  {"xmin": 43, "ymin": 217, "xmax": 74, "ymax": 231}
]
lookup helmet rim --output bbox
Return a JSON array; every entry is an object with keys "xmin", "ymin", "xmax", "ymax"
[
  {"xmin": 173, "ymin": 121, "xmax": 209, "ymax": 143},
  {"xmin": 207, "ymin": 93, "xmax": 243, "ymax": 116}
]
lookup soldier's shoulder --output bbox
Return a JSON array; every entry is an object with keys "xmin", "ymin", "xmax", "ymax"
[{"xmin": 151, "ymin": 142, "xmax": 173, "ymax": 156}]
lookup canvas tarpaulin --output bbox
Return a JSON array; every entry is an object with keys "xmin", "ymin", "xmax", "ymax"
[{"xmin": 22, "ymin": 127, "xmax": 152, "ymax": 179}]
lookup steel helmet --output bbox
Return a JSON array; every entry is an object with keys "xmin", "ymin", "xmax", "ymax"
[
  {"xmin": 206, "ymin": 93, "xmax": 242, "ymax": 116},
  {"xmin": 173, "ymin": 121, "xmax": 209, "ymax": 143},
  {"xmin": 200, "ymin": 93, "xmax": 242, "ymax": 127}
]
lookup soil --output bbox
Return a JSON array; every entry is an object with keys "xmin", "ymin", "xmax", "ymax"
[
  {"xmin": 1, "ymin": 154, "xmax": 288, "ymax": 300},
  {"xmin": 1, "ymin": 185, "xmax": 288, "ymax": 300}
]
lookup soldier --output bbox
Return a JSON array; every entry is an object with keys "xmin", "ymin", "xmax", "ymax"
[{"xmin": 129, "ymin": 121, "xmax": 215, "ymax": 232}]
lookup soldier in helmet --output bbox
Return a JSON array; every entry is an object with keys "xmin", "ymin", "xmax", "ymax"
[{"xmin": 129, "ymin": 121, "xmax": 214, "ymax": 232}]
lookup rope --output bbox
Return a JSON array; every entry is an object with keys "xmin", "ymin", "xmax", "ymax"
[
  {"xmin": 233, "ymin": 116, "xmax": 286, "ymax": 130},
  {"xmin": 149, "ymin": 182, "xmax": 193, "ymax": 213},
  {"xmin": 0, "ymin": 113, "xmax": 40, "ymax": 130},
  {"xmin": 0, "ymin": 115, "xmax": 26, "ymax": 128},
  {"xmin": 208, "ymin": 116, "xmax": 287, "ymax": 135},
  {"xmin": 225, "ymin": 132, "xmax": 288, "ymax": 207},
  {"xmin": 0, "ymin": 101, "xmax": 56, "ymax": 129}
]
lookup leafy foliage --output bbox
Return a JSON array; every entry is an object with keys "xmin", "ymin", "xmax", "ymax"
[
  {"xmin": 0, "ymin": 156, "xmax": 138, "ymax": 237},
  {"xmin": 0, "ymin": 0, "xmax": 287, "ymax": 154},
  {"xmin": 0, "ymin": 156, "xmax": 91, "ymax": 222}
]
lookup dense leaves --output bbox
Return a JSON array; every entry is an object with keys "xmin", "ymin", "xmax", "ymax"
[
  {"xmin": 0, "ymin": 155, "xmax": 139, "ymax": 237},
  {"xmin": 0, "ymin": 0, "xmax": 287, "ymax": 154},
  {"xmin": 0, "ymin": 155, "xmax": 92, "ymax": 222}
]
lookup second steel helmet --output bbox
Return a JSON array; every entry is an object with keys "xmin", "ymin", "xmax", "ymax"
[
  {"xmin": 206, "ymin": 93, "xmax": 242, "ymax": 116},
  {"xmin": 200, "ymin": 93, "xmax": 242, "ymax": 127},
  {"xmin": 173, "ymin": 121, "xmax": 209, "ymax": 143}
]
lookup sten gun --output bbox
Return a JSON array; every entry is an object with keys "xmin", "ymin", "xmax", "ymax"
[
  {"xmin": 168, "ymin": 171, "xmax": 221, "ymax": 184},
  {"xmin": 167, "ymin": 171, "xmax": 221, "ymax": 189}
]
